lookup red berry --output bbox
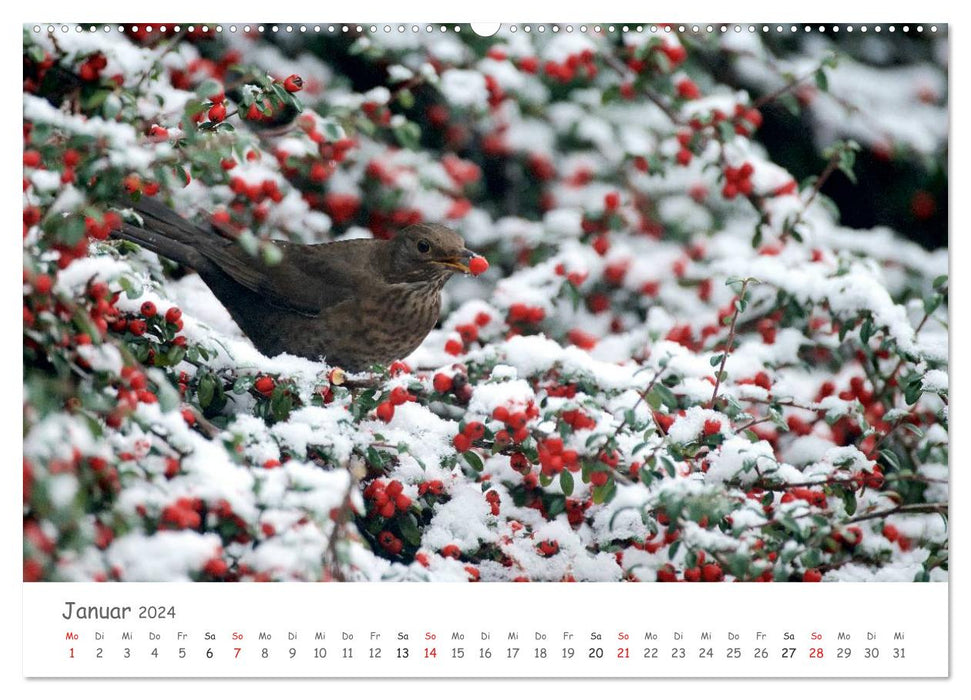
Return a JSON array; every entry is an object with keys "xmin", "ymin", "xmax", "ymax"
[
  {"xmin": 208, "ymin": 102, "xmax": 227, "ymax": 123},
  {"xmin": 123, "ymin": 174, "xmax": 141, "ymax": 194},
  {"xmin": 32, "ymin": 274, "xmax": 52, "ymax": 295},
  {"xmin": 468, "ymin": 256, "xmax": 489, "ymax": 276},
  {"xmin": 148, "ymin": 125, "xmax": 169, "ymax": 142},
  {"xmin": 452, "ymin": 433, "xmax": 472, "ymax": 452},
  {"xmin": 506, "ymin": 412, "xmax": 528, "ymax": 431},
  {"xmin": 433, "ymin": 373, "xmax": 453, "ymax": 393},
  {"xmin": 282, "ymin": 74, "xmax": 304, "ymax": 92},
  {"xmin": 803, "ymin": 569, "xmax": 823, "ymax": 582},
  {"xmin": 389, "ymin": 387, "xmax": 410, "ymax": 406},
  {"xmin": 701, "ymin": 563, "xmax": 724, "ymax": 581},
  {"xmin": 518, "ymin": 56, "xmax": 539, "ymax": 73},
  {"xmin": 592, "ymin": 235, "xmax": 610, "ymax": 256},
  {"xmin": 676, "ymin": 78, "xmax": 701, "ymax": 100},
  {"xmin": 445, "ymin": 338, "xmax": 463, "ymax": 355},
  {"xmin": 676, "ymin": 148, "xmax": 692, "ymax": 166},
  {"xmin": 127, "ymin": 319, "xmax": 146, "ymax": 336},
  {"xmin": 703, "ymin": 419, "xmax": 721, "ymax": 436},
  {"xmin": 165, "ymin": 307, "xmax": 182, "ymax": 324},
  {"xmin": 492, "ymin": 406, "xmax": 510, "ymax": 423},
  {"xmin": 203, "ymin": 557, "xmax": 228, "ymax": 577},
  {"xmin": 23, "ymin": 150, "xmax": 42, "ymax": 168},
  {"xmin": 376, "ymin": 401, "xmax": 395, "ymax": 423},
  {"xmin": 254, "ymin": 376, "xmax": 275, "ymax": 396},
  {"xmin": 140, "ymin": 301, "xmax": 157, "ymax": 317},
  {"xmin": 463, "ymin": 421, "xmax": 486, "ymax": 441},
  {"xmin": 745, "ymin": 108, "xmax": 763, "ymax": 129}
]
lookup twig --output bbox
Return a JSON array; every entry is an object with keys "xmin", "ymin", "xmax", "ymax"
[
  {"xmin": 876, "ymin": 307, "xmax": 934, "ymax": 400},
  {"xmin": 322, "ymin": 466, "xmax": 360, "ymax": 582},
  {"xmin": 845, "ymin": 502, "xmax": 948, "ymax": 524},
  {"xmin": 802, "ymin": 149, "xmax": 842, "ymax": 211},
  {"xmin": 734, "ymin": 416, "xmax": 774, "ymax": 434},
  {"xmin": 600, "ymin": 52, "xmax": 683, "ymax": 125},
  {"xmin": 611, "ymin": 365, "xmax": 667, "ymax": 439},
  {"xmin": 752, "ymin": 67, "xmax": 820, "ymax": 109},
  {"xmin": 709, "ymin": 279, "xmax": 750, "ymax": 409},
  {"xmin": 133, "ymin": 33, "xmax": 187, "ymax": 94}
]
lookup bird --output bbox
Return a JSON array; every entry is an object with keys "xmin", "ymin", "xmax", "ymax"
[{"xmin": 111, "ymin": 197, "xmax": 478, "ymax": 372}]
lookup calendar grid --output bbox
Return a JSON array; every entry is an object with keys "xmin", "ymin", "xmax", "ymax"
[{"xmin": 24, "ymin": 583, "xmax": 948, "ymax": 678}]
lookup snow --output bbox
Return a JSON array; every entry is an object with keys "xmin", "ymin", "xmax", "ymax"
[
  {"xmin": 106, "ymin": 532, "xmax": 223, "ymax": 582},
  {"xmin": 439, "ymin": 70, "xmax": 489, "ymax": 109}
]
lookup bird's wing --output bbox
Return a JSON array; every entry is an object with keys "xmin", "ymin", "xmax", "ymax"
[{"xmin": 199, "ymin": 238, "xmax": 377, "ymax": 317}]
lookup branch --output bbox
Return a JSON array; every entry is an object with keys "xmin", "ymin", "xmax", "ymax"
[
  {"xmin": 846, "ymin": 502, "xmax": 948, "ymax": 524},
  {"xmin": 600, "ymin": 52, "xmax": 683, "ymax": 125},
  {"xmin": 709, "ymin": 279, "xmax": 750, "ymax": 409}
]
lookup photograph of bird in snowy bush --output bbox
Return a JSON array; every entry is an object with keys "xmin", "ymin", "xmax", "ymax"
[{"xmin": 23, "ymin": 24, "xmax": 948, "ymax": 583}]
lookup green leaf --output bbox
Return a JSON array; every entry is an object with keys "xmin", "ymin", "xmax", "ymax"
[
  {"xmin": 366, "ymin": 446, "xmax": 386, "ymax": 468},
  {"xmin": 392, "ymin": 120, "xmax": 422, "ymax": 150},
  {"xmin": 463, "ymin": 450, "xmax": 484, "ymax": 472},
  {"xmin": 841, "ymin": 489, "xmax": 857, "ymax": 516},
  {"xmin": 879, "ymin": 449, "xmax": 901, "ymax": 471},
  {"xmin": 837, "ymin": 147, "xmax": 858, "ymax": 184},
  {"xmin": 778, "ymin": 92, "xmax": 801, "ymax": 116},
  {"xmin": 398, "ymin": 513, "xmax": 422, "ymax": 546},
  {"xmin": 901, "ymin": 423, "xmax": 925, "ymax": 438},
  {"xmin": 559, "ymin": 470, "xmax": 574, "ymax": 496},
  {"xmin": 592, "ymin": 480, "xmax": 617, "ymax": 504},
  {"xmin": 860, "ymin": 316, "xmax": 874, "ymax": 345},
  {"xmin": 904, "ymin": 378, "xmax": 924, "ymax": 405},
  {"xmin": 709, "ymin": 353, "xmax": 724, "ymax": 367},
  {"xmin": 659, "ymin": 455, "xmax": 676, "ymax": 478},
  {"xmin": 546, "ymin": 494, "xmax": 566, "ymax": 517},
  {"xmin": 164, "ymin": 344, "xmax": 187, "ymax": 367},
  {"xmin": 197, "ymin": 373, "xmax": 215, "ymax": 408},
  {"xmin": 397, "ymin": 89, "xmax": 415, "ymax": 109},
  {"xmin": 649, "ymin": 384, "xmax": 678, "ymax": 410},
  {"xmin": 270, "ymin": 391, "xmax": 293, "ymax": 422},
  {"xmin": 814, "ymin": 69, "xmax": 829, "ymax": 92}
]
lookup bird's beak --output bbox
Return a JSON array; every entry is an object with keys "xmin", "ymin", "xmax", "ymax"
[{"xmin": 435, "ymin": 249, "xmax": 476, "ymax": 274}]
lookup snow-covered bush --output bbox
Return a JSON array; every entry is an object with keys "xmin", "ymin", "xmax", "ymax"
[{"xmin": 23, "ymin": 24, "xmax": 948, "ymax": 582}]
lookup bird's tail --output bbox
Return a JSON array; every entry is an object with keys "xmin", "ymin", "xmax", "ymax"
[{"xmin": 110, "ymin": 197, "xmax": 213, "ymax": 270}]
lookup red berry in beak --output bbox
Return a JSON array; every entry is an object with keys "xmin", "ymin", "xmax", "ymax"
[{"xmin": 468, "ymin": 255, "xmax": 489, "ymax": 276}]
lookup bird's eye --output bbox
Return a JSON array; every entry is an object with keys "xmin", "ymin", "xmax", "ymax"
[{"xmin": 417, "ymin": 239, "xmax": 431, "ymax": 254}]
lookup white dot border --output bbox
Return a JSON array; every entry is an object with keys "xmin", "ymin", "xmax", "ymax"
[{"xmin": 30, "ymin": 23, "xmax": 945, "ymax": 35}]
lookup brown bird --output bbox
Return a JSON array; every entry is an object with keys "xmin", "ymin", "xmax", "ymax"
[{"xmin": 112, "ymin": 197, "xmax": 477, "ymax": 372}]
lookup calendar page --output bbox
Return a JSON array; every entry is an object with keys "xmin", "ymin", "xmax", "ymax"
[{"xmin": 20, "ymin": 7, "xmax": 953, "ymax": 688}]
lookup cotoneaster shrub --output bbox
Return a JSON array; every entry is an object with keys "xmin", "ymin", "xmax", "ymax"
[{"xmin": 23, "ymin": 24, "xmax": 948, "ymax": 582}]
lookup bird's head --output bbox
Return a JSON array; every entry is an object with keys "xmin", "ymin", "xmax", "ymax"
[{"xmin": 388, "ymin": 224, "xmax": 476, "ymax": 284}]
